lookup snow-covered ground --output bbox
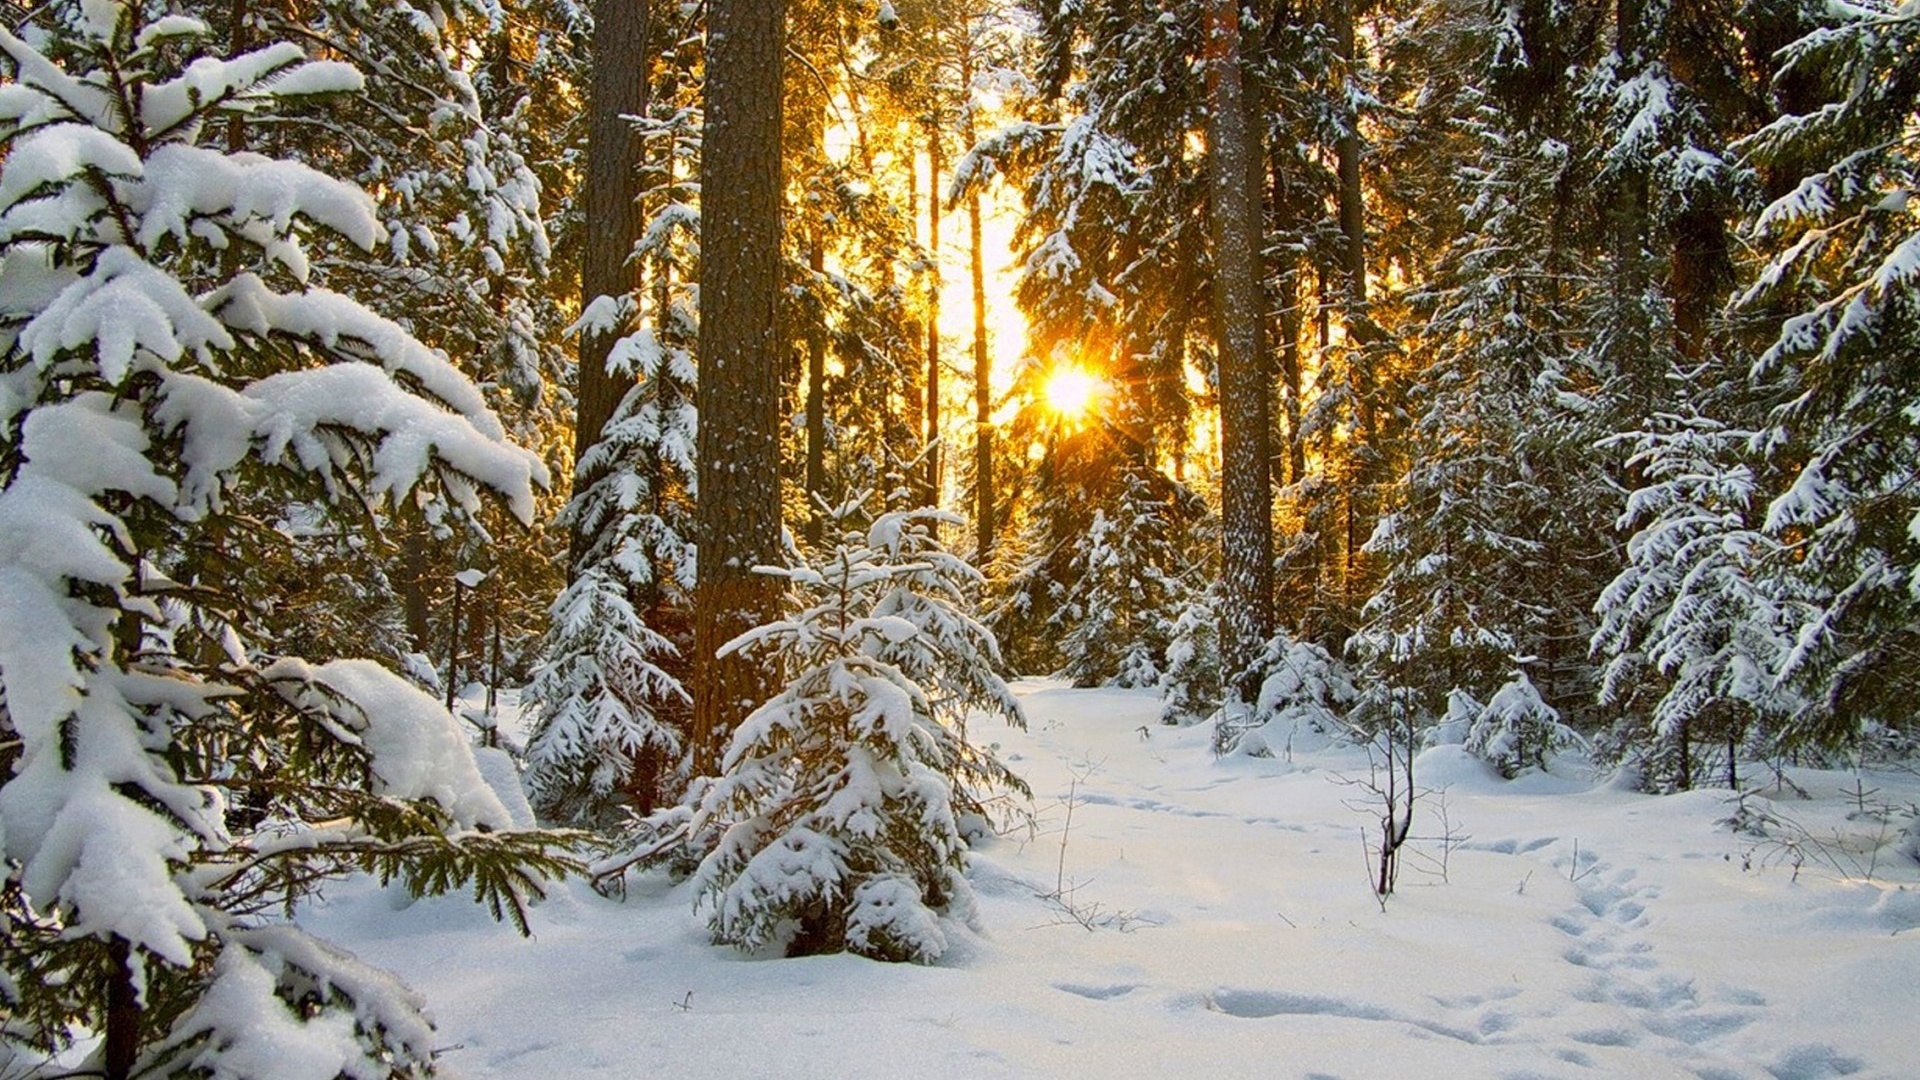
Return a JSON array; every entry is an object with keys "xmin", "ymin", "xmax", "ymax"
[{"xmin": 304, "ymin": 681, "xmax": 1920, "ymax": 1079}]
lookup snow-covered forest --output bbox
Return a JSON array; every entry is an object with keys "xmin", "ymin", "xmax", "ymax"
[{"xmin": 2, "ymin": 0, "xmax": 1917, "ymax": 1077}]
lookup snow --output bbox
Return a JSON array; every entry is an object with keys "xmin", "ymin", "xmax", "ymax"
[
  {"xmin": 302, "ymin": 682, "xmax": 1920, "ymax": 1079},
  {"xmin": 266, "ymin": 658, "xmax": 513, "ymax": 831}
]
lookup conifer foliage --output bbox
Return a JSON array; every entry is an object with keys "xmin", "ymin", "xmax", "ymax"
[
  {"xmin": 693, "ymin": 500, "xmax": 1027, "ymax": 963},
  {"xmin": 524, "ymin": 322, "xmax": 697, "ymax": 825},
  {"xmin": 0, "ymin": 6, "xmax": 571, "ymax": 1074}
]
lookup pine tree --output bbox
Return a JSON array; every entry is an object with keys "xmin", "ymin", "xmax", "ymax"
[
  {"xmin": 1465, "ymin": 670, "xmax": 1580, "ymax": 777},
  {"xmin": 1731, "ymin": 0, "xmax": 1920, "ymax": 743},
  {"xmin": 1592, "ymin": 411, "xmax": 1805, "ymax": 788},
  {"xmin": 526, "ymin": 10, "xmax": 703, "ymax": 823},
  {"xmin": 0, "ymin": 7, "xmax": 572, "ymax": 1074},
  {"xmin": 1217, "ymin": 630, "xmax": 1359, "ymax": 757},
  {"xmin": 527, "ymin": 319, "xmax": 698, "ymax": 823},
  {"xmin": 693, "ymin": 501, "xmax": 1027, "ymax": 962},
  {"xmin": 1158, "ymin": 584, "xmax": 1221, "ymax": 726},
  {"xmin": 1055, "ymin": 467, "xmax": 1190, "ymax": 688},
  {"xmin": 1356, "ymin": 22, "xmax": 1605, "ymax": 724},
  {"xmin": 229, "ymin": 0, "xmax": 571, "ymax": 681}
]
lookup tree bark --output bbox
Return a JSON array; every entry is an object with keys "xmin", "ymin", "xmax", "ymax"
[
  {"xmin": 571, "ymin": 0, "xmax": 653, "ymax": 574},
  {"xmin": 1333, "ymin": 0, "xmax": 1368, "ymax": 315},
  {"xmin": 1270, "ymin": 142, "xmax": 1305, "ymax": 488},
  {"xmin": 924, "ymin": 127, "xmax": 944, "ymax": 508},
  {"xmin": 963, "ymin": 36, "xmax": 993, "ymax": 560},
  {"xmin": 1205, "ymin": 0, "xmax": 1274, "ymax": 699},
  {"xmin": 805, "ymin": 230, "xmax": 827, "ymax": 545},
  {"xmin": 1611, "ymin": 0, "xmax": 1656, "ymax": 410},
  {"xmin": 693, "ymin": 0, "xmax": 788, "ymax": 776},
  {"xmin": 1332, "ymin": 0, "xmax": 1376, "ymax": 444},
  {"xmin": 104, "ymin": 939, "xmax": 138, "ymax": 1080}
]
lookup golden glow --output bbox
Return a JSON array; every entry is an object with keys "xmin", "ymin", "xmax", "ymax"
[{"xmin": 1043, "ymin": 365, "xmax": 1106, "ymax": 421}]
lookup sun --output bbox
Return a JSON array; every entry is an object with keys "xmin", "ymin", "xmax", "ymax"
[{"xmin": 1042, "ymin": 365, "xmax": 1105, "ymax": 421}]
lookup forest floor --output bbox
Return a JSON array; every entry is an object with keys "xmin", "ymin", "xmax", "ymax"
[{"xmin": 305, "ymin": 681, "xmax": 1920, "ymax": 1079}]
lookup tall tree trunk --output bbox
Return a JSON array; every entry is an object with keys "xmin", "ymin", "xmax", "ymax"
[
  {"xmin": 1332, "ymin": 0, "xmax": 1375, "ymax": 437},
  {"xmin": 1333, "ymin": 0, "xmax": 1374, "ymax": 635},
  {"xmin": 925, "ymin": 127, "xmax": 944, "ymax": 507},
  {"xmin": 571, "ymin": 0, "xmax": 653, "ymax": 574},
  {"xmin": 1270, "ymin": 148, "xmax": 1305, "ymax": 488},
  {"xmin": 693, "ymin": 0, "xmax": 787, "ymax": 775},
  {"xmin": 1333, "ymin": 0, "xmax": 1368, "ymax": 316},
  {"xmin": 643, "ymin": 143, "xmax": 677, "ymax": 620},
  {"xmin": 905, "ymin": 158, "xmax": 926, "ymax": 493},
  {"xmin": 969, "ymin": 191, "xmax": 992, "ymax": 557},
  {"xmin": 1206, "ymin": 0, "xmax": 1274, "ymax": 700},
  {"xmin": 805, "ymin": 230, "xmax": 828, "ymax": 545},
  {"xmin": 1611, "ymin": 0, "xmax": 1656, "ymax": 411},
  {"xmin": 963, "ymin": 37, "xmax": 993, "ymax": 560}
]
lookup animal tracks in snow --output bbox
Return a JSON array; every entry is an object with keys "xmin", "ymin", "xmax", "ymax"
[
  {"xmin": 1044, "ymin": 838, "xmax": 1878, "ymax": 1080},
  {"xmin": 1537, "ymin": 848, "xmax": 1869, "ymax": 1080}
]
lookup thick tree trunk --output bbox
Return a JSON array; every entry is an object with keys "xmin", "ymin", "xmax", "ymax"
[
  {"xmin": 693, "ymin": 0, "xmax": 787, "ymax": 775},
  {"xmin": 571, "ymin": 0, "xmax": 653, "ymax": 574},
  {"xmin": 1205, "ymin": 0, "xmax": 1274, "ymax": 700}
]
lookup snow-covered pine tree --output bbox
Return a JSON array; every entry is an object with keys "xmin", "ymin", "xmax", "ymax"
[
  {"xmin": 216, "ymin": 0, "xmax": 571, "ymax": 683},
  {"xmin": 1592, "ymin": 410, "xmax": 1805, "ymax": 789},
  {"xmin": 0, "ymin": 8, "xmax": 571, "ymax": 1074},
  {"xmin": 228, "ymin": 0, "xmax": 558, "ymax": 400},
  {"xmin": 693, "ymin": 500, "xmax": 1027, "ymax": 962},
  {"xmin": 1356, "ymin": 37, "xmax": 1596, "ymax": 724},
  {"xmin": 1216, "ymin": 631, "xmax": 1358, "ymax": 757},
  {"xmin": 1158, "ymin": 584, "xmax": 1219, "ymax": 726},
  {"xmin": 1465, "ymin": 670, "xmax": 1581, "ymax": 777},
  {"xmin": 1055, "ymin": 467, "xmax": 1187, "ymax": 689},
  {"xmin": 525, "ymin": 312, "xmax": 698, "ymax": 825},
  {"xmin": 1730, "ymin": 0, "xmax": 1920, "ymax": 744}
]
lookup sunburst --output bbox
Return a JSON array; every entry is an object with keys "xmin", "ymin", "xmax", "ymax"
[{"xmin": 1042, "ymin": 365, "xmax": 1105, "ymax": 422}]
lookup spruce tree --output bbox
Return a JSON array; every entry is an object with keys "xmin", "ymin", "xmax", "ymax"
[
  {"xmin": 1732, "ymin": 0, "xmax": 1920, "ymax": 743},
  {"xmin": 694, "ymin": 501, "xmax": 1027, "ymax": 962},
  {"xmin": 0, "ymin": 7, "xmax": 572, "ymax": 1074}
]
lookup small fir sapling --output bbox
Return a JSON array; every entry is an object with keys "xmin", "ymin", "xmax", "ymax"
[
  {"xmin": 1466, "ymin": 671, "xmax": 1580, "ymax": 777},
  {"xmin": 1157, "ymin": 586, "xmax": 1219, "ymax": 726},
  {"xmin": 1216, "ymin": 632, "xmax": 1357, "ymax": 757},
  {"xmin": 525, "ymin": 323, "xmax": 697, "ymax": 826},
  {"xmin": 1055, "ymin": 466, "xmax": 1189, "ymax": 690},
  {"xmin": 1428, "ymin": 688, "xmax": 1481, "ymax": 747},
  {"xmin": 692, "ymin": 499, "xmax": 1028, "ymax": 963}
]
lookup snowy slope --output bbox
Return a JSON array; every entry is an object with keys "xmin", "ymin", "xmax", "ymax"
[{"xmin": 303, "ymin": 682, "xmax": 1920, "ymax": 1079}]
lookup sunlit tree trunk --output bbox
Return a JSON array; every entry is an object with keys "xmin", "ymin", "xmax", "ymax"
[
  {"xmin": 1206, "ymin": 0, "xmax": 1274, "ymax": 699},
  {"xmin": 963, "ymin": 36, "xmax": 994, "ymax": 560},
  {"xmin": 925, "ymin": 126, "xmax": 944, "ymax": 508},
  {"xmin": 693, "ymin": 0, "xmax": 787, "ymax": 775},
  {"xmin": 805, "ymin": 227, "xmax": 828, "ymax": 546}
]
